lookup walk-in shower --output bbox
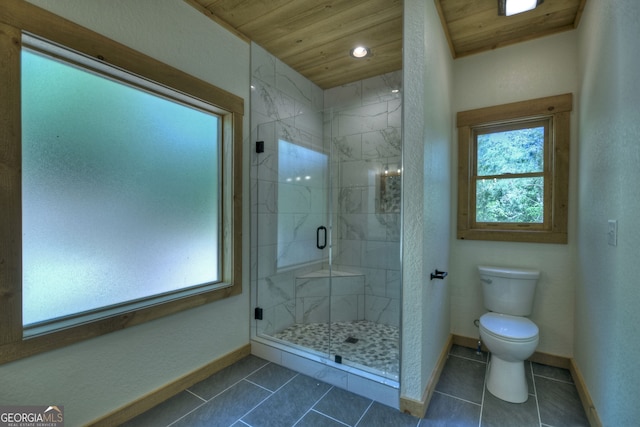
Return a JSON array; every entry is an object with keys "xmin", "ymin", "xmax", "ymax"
[{"xmin": 252, "ymin": 74, "xmax": 402, "ymax": 382}]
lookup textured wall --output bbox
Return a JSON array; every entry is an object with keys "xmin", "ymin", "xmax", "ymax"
[
  {"xmin": 0, "ymin": 1, "xmax": 251, "ymax": 425},
  {"xmin": 450, "ymin": 31, "xmax": 580, "ymax": 357},
  {"xmin": 576, "ymin": 0, "xmax": 640, "ymax": 424},
  {"xmin": 401, "ymin": 0, "xmax": 453, "ymax": 401}
]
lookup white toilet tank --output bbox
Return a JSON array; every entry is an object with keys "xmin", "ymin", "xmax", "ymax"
[{"xmin": 478, "ymin": 265, "xmax": 540, "ymax": 316}]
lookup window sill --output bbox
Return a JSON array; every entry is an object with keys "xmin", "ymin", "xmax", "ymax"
[{"xmin": 457, "ymin": 229, "xmax": 567, "ymax": 244}]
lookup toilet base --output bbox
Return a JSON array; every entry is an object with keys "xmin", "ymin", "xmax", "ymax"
[{"xmin": 486, "ymin": 355, "xmax": 529, "ymax": 403}]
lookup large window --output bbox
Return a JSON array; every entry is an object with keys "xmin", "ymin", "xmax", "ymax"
[
  {"xmin": 0, "ymin": 1, "xmax": 243, "ymax": 363},
  {"xmin": 457, "ymin": 94, "xmax": 571, "ymax": 243},
  {"xmin": 22, "ymin": 37, "xmax": 223, "ymax": 329}
]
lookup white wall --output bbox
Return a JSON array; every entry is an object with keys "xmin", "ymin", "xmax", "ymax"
[
  {"xmin": 576, "ymin": 0, "xmax": 640, "ymax": 424},
  {"xmin": 0, "ymin": 1, "xmax": 251, "ymax": 425},
  {"xmin": 401, "ymin": 0, "xmax": 452, "ymax": 401},
  {"xmin": 450, "ymin": 31, "xmax": 580, "ymax": 357}
]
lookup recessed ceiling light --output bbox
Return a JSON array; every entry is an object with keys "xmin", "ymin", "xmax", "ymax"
[{"xmin": 350, "ymin": 46, "xmax": 371, "ymax": 58}]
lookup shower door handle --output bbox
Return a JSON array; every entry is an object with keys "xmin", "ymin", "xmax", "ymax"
[{"xmin": 316, "ymin": 226, "xmax": 327, "ymax": 249}]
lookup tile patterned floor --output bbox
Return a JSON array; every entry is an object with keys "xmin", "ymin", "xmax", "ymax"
[
  {"xmin": 424, "ymin": 345, "xmax": 589, "ymax": 427},
  {"xmin": 123, "ymin": 345, "xmax": 589, "ymax": 427},
  {"xmin": 272, "ymin": 321, "xmax": 399, "ymax": 378}
]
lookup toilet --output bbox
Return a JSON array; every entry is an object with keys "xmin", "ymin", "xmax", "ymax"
[{"xmin": 478, "ymin": 265, "xmax": 540, "ymax": 403}]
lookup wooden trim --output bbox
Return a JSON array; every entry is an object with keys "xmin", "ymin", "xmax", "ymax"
[
  {"xmin": 528, "ymin": 351, "xmax": 570, "ymax": 370},
  {"xmin": 433, "ymin": 0, "xmax": 457, "ymax": 59},
  {"xmin": 0, "ymin": 285, "xmax": 243, "ymax": 364},
  {"xmin": 87, "ymin": 344, "xmax": 252, "ymax": 426},
  {"xmin": 569, "ymin": 358, "xmax": 603, "ymax": 427},
  {"xmin": 457, "ymin": 93, "xmax": 573, "ymax": 127},
  {"xmin": 457, "ymin": 125, "xmax": 472, "ymax": 235},
  {"xmin": 552, "ymin": 111, "xmax": 571, "ymax": 235},
  {"xmin": 573, "ymin": 0, "xmax": 588, "ymax": 29},
  {"xmin": 457, "ymin": 229, "xmax": 568, "ymax": 244},
  {"xmin": 0, "ymin": 22, "xmax": 23, "ymax": 347},
  {"xmin": 400, "ymin": 335, "xmax": 453, "ymax": 418},
  {"xmin": 0, "ymin": 0, "xmax": 245, "ymax": 365},
  {"xmin": 452, "ymin": 334, "xmax": 486, "ymax": 353},
  {"xmin": 232, "ymin": 111, "xmax": 244, "ymax": 286},
  {"xmin": 0, "ymin": 0, "xmax": 244, "ymax": 115},
  {"xmin": 452, "ymin": 334, "xmax": 570, "ymax": 369},
  {"xmin": 456, "ymin": 94, "xmax": 572, "ymax": 244}
]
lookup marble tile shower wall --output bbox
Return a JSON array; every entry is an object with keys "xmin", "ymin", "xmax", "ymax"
[
  {"xmin": 251, "ymin": 43, "xmax": 325, "ymax": 337},
  {"xmin": 325, "ymin": 72, "xmax": 402, "ymax": 328},
  {"xmin": 250, "ymin": 41, "xmax": 403, "ymax": 337},
  {"xmin": 294, "ymin": 274, "xmax": 365, "ymax": 324}
]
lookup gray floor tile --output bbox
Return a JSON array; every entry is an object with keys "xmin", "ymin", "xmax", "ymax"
[
  {"xmin": 536, "ymin": 376, "xmax": 589, "ymax": 426},
  {"xmin": 532, "ymin": 362, "xmax": 574, "ymax": 383},
  {"xmin": 295, "ymin": 410, "xmax": 347, "ymax": 427},
  {"xmin": 120, "ymin": 390, "xmax": 204, "ymax": 427},
  {"xmin": 481, "ymin": 389, "xmax": 539, "ymax": 427},
  {"xmin": 356, "ymin": 402, "xmax": 419, "ymax": 427},
  {"xmin": 172, "ymin": 380, "xmax": 270, "ymax": 427},
  {"xmin": 241, "ymin": 374, "xmax": 332, "ymax": 427},
  {"xmin": 246, "ymin": 362, "xmax": 298, "ymax": 392},
  {"xmin": 435, "ymin": 355, "xmax": 486, "ymax": 404},
  {"xmin": 312, "ymin": 386, "xmax": 372, "ymax": 426},
  {"xmin": 525, "ymin": 361, "xmax": 535, "ymax": 396},
  {"xmin": 420, "ymin": 391, "xmax": 481, "ymax": 427},
  {"xmin": 450, "ymin": 343, "xmax": 488, "ymax": 363},
  {"xmin": 188, "ymin": 355, "xmax": 269, "ymax": 400},
  {"xmin": 124, "ymin": 349, "xmax": 592, "ymax": 427}
]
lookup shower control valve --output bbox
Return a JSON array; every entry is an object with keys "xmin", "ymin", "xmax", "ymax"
[{"xmin": 430, "ymin": 269, "xmax": 448, "ymax": 280}]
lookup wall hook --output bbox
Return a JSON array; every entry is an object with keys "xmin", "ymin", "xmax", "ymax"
[{"xmin": 430, "ymin": 269, "xmax": 448, "ymax": 280}]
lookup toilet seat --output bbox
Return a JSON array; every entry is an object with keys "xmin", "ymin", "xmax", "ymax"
[{"xmin": 480, "ymin": 312, "xmax": 538, "ymax": 342}]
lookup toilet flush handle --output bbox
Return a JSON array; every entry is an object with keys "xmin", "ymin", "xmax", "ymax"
[{"xmin": 480, "ymin": 277, "xmax": 492, "ymax": 284}]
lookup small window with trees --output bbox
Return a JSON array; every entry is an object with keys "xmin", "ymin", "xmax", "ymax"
[{"xmin": 457, "ymin": 94, "xmax": 572, "ymax": 243}]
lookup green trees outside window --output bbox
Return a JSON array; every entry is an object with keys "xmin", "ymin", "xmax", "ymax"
[
  {"xmin": 475, "ymin": 126, "xmax": 545, "ymax": 223},
  {"xmin": 456, "ymin": 94, "xmax": 571, "ymax": 243}
]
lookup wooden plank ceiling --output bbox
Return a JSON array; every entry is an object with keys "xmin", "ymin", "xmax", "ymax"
[
  {"xmin": 436, "ymin": 0, "xmax": 587, "ymax": 58},
  {"xmin": 186, "ymin": 0, "xmax": 402, "ymax": 89},
  {"xmin": 185, "ymin": 0, "xmax": 586, "ymax": 90}
]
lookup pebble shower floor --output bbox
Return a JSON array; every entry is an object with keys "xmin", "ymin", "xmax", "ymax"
[{"xmin": 272, "ymin": 320, "xmax": 399, "ymax": 378}]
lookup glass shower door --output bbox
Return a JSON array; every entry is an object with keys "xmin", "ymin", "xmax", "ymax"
[
  {"xmin": 324, "ymin": 105, "xmax": 402, "ymax": 380},
  {"xmin": 254, "ymin": 101, "xmax": 402, "ymax": 381},
  {"xmin": 254, "ymin": 119, "xmax": 332, "ymax": 359}
]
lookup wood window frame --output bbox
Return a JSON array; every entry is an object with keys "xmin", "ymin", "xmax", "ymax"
[
  {"xmin": 0, "ymin": 0, "xmax": 244, "ymax": 364},
  {"xmin": 457, "ymin": 94, "xmax": 572, "ymax": 243}
]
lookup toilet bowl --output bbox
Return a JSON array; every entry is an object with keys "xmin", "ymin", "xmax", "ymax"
[{"xmin": 479, "ymin": 312, "xmax": 539, "ymax": 403}]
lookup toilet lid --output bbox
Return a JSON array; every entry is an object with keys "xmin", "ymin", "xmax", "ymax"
[{"xmin": 480, "ymin": 313, "xmax": 538, "ymax": 341}]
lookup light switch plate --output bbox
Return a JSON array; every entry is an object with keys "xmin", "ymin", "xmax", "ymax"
[{"xmin": 608, "ymin": 220, "xmax": 617, "ymax": 246}]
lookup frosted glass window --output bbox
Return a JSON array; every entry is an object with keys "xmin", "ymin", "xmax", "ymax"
[{"xmin": 21, "ymin": 43, "xmax": 221, "ymax": 327}]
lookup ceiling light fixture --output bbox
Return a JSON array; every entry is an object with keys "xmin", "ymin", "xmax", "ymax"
[
  {"xmin": 498, "ymin": 0, "xmax": 543, "ymax": 16},
  {"xmin": 350, "ymin": 46, "xmax": 371, "ymax": 59}
]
